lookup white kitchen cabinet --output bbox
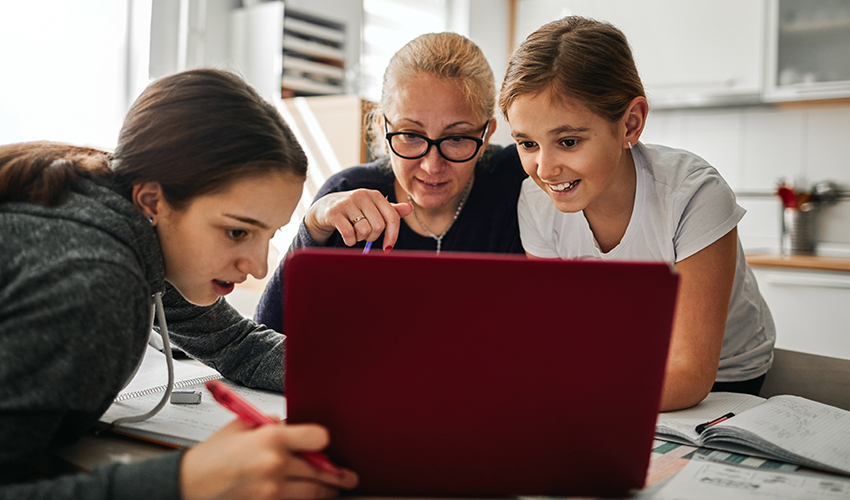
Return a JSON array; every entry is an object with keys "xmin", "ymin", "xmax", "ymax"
[
  {"xmin": 763, "ymin": 0, "xmax": 850, "ymax": 102},
  {"xmin": 514, "ymin": 0, "xmax": 766, "ymax": 108},
  {"xmin": 751, "ymin": 267, "xmax": 850, "ymax": 360}
]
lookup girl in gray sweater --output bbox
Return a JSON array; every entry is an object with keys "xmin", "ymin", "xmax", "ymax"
[{"xmin": 0, "ymin": 69, "xmax": 357, "ymax": 499}]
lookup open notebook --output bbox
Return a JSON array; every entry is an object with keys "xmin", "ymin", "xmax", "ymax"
[
  {"xmin": 100, "ymin": 345, "xmax": 284, "ymax": 448},
  {"xmin": 656, "ymin": 391, "xmax": 850, "ymax": 476},
  {"xmin": 284, "ymin": 249, "xmax": 680, "ymax": 497}
]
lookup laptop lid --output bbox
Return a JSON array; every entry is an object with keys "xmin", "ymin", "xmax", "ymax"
[{"xmin": 283, "ymin": 249, "xmax": 678, "ymax": 497}]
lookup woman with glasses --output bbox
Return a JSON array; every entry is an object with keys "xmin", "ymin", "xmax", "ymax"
[{"xmin": 255, "ymin": 32, "xmax": 526, "ymax": 332}]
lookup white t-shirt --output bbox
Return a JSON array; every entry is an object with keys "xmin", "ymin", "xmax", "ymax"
[{"xmin": 518, "ymin": 142, "xmax": 774, "ymax": 382}]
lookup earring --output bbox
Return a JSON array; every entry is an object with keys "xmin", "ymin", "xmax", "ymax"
[
  {"xmin": 627, "ymin": 141, "xmax": 633, "ymax": 149},
  {"xmin": 148, "ymin": 215, "xmax": 155, "ymax": 225}
]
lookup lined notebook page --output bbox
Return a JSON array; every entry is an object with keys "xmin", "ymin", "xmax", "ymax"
[
  {"xmin": 117, "ymin": 345, "xmax": 221, "ymax": 401},
  {"xmin": 656, "ymin": 392, "xmax": 766, "ymax": 443},
  {"xmin": 104, "ymin": 345, "xmax": 286, "ymax": 448},
  {"xmin": 104, "ymin": 380, "xmax": 286, "ymax": 447},
  {"xmin": 711, "ymin": 395, "xmax": 850, "ymax": 472}
]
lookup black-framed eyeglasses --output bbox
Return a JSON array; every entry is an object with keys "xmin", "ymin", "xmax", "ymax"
[{"xmin": 383, "ymin": 115, "xmax": 488, "ymax": 163}]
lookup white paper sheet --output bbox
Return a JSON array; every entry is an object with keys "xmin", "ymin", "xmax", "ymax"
[{"xmin": 652, "ymin": 460, "xmax": 850, "ymax": 500}]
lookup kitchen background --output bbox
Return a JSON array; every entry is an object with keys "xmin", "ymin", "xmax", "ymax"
[{"xmin": 2, "ymin": 0, "xmax": 848, "ymax": 359}]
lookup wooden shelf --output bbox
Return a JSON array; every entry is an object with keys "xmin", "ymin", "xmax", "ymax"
[
  {"xmin": 281, "ymin": 9, "xmax": 346, "ymax": 98},
  {"xmin": 283, "ymin": 56, "xmax": 345, "ymax": 80},
  {"xmin": 283, "ymin": 35, "xmax": 344, "ymax": 62},
  {"xmin": 284, "ymin": 17, "xmax": 345, "ymax": 43},
  {"xmin": 282, "ymin": 75, "xmax": 344, "ymax": 95}
]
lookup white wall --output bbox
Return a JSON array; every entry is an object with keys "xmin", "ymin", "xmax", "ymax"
[
  {"xmin": 0, "ymin": 1, "xmax": 131, "ymax": 149},
  {"xmin": 466, "ymin": 0, "xmax": 513, "ymax": 147},
  {"xmin": 643, "ymin": 104, "xmax": 850, "ymax": 257}
]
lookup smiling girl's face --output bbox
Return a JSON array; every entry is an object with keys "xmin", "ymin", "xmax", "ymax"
[
  {"xmin": 153, "ymin": 171, "xmax": 303, "ymax": 306},
  {"xmin": 507, "ymin": 90, "xmax": 634, "ymax": 216}
]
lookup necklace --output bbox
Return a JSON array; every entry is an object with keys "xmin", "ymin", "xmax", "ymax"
[{"xmin": 407, "ymin": 176, "xmax": 473, "ymax": 255}]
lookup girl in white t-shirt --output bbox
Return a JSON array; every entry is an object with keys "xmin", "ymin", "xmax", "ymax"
[{"xmin": 499, "ymin": 16, "xmax": 775, "ymax": 411}]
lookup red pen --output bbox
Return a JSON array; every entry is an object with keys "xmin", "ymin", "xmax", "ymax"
[
  {"xmin": 205, "ymin": 379, "xmax": 342, "ymax": 477},
  {"xmin": 695, "ymin": 412, "xmax": 735, "ymax": 434}
]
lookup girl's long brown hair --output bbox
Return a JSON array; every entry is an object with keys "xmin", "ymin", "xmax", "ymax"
[
  {"xmin": 0, "ymin": 142, "xmax": 110, "ymax": 206},
  {"xmin": 500, "ymin": 16, "xmax": 646, "ymax": 123}
]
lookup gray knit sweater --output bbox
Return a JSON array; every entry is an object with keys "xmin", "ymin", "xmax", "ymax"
[{"xmin": 0, "ymin": 177, "xmax": 285, "ymax": 499}]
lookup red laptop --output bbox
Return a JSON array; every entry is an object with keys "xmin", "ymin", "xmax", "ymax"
[{"xmin": 283, "ymin": 248, "xmax": 678, "ymax": 497}]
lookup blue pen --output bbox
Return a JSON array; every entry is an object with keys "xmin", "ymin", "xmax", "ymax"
[{"xmin": 363, "ymin": 241, "xmax": 373, "ymax": 254}]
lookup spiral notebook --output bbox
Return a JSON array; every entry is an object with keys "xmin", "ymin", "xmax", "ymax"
[
  {"xmin": 114, "ymin": 345, "xmax": 222, "ymax": 402},
  {"xmin": 101, "ymin": 345, "xmax": 285, "ymax": 448}
]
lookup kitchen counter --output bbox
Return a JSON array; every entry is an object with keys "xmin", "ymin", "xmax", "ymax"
[
  {"xmin": 746, "ymin": 253, "xmax": 850, "ymax": 273},
  {"xmin": 747, "ymin": 254, "xmax": 850, "ymax": 360}
]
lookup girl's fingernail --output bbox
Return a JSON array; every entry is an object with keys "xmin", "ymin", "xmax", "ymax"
[{"xmin": 384, "ymin": 245, "xmax": 393, "ymax": 252}]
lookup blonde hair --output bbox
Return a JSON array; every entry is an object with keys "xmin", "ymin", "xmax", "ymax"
[
  {"xmin": 367, "ymin": 32, "xmax": 495, "ymax": 155},
  {"xmin": 499, "ymin": 16, "xmax": 645, "ymax": 123}
]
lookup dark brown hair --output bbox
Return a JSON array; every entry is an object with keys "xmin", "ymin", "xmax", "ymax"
[
  {"xmin": 0, "ymin": 142, "xmax": 110, "ymax": 206},
  {"xmin": 499, "ymin": 16, "xmax": 645, "ymax": 123},
  {"xmin": 0, "ymin": 69, "xmax": 307, "ymax": 208}
]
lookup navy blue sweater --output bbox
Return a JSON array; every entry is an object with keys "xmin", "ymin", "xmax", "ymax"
[{"xmin": 254, "ymin": 145, "xmax": 527, "ymax": 332}]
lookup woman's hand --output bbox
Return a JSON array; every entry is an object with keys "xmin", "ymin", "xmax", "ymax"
[
  {"xmin": 180, "ymin": 419, "xmax": 359, "ymax": 500},
  {"xmin": 304, "ymin": 189, "xmax": 413, "ymax": 250}
]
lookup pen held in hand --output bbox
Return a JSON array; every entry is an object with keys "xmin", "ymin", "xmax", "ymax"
[
  {"xmin": 363, "ymin": 241, "xmax": 372, "ymax": 254},
  {"xmin": 695, "ymin": 412, "xmax": 735, "ymax": 434},
  {"xmin": 204, "ymin": 380, "xmax": 343, "ymax": 477}
]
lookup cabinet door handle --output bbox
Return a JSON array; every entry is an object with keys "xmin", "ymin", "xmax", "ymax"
[{"xmin": 764, "ymin": 273, "xmax": 850, "ymax": 289}]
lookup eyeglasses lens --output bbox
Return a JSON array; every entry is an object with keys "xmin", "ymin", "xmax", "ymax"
[{"xmin": 389, "ymin": 134, "xmax": 478, "ymax": 162}]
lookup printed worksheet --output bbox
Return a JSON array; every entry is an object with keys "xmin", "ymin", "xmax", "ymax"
[{"xmin": 652, "ymin": 460, "xmax": 850, "ymax": 500}]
